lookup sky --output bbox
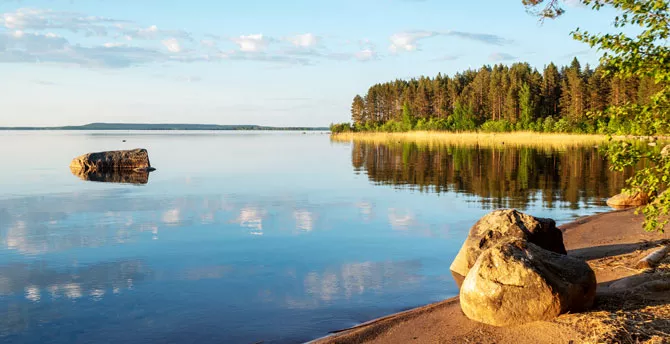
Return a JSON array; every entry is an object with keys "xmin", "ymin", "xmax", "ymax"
[{"xmin": 0, "ymin": 0, "xmax": 620, "ymax": 127}]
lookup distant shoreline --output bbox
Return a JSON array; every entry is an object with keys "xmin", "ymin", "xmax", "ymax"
[{"xmin": 0, "ymin": 123, "xmax": 329, "ymax": 131}]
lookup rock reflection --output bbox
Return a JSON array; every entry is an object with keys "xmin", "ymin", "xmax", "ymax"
[{"xmin": 70, "ymin": 167, "xmax": 150, "ymax": 185}]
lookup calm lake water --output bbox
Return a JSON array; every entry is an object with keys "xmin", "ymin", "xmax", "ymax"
[{"xmin": 0, "ymin": 131, "xmax": 628, "ymax": 343}]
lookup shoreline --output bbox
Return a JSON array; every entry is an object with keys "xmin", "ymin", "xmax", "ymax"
[{"xmin": 313, "ymin": 208, "xmax": 670, "ymax": 344}]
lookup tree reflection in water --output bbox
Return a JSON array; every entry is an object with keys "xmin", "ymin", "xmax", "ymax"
[{"xmin": 351, "ymin": 141, "xmax": 635, "ymax": 209}]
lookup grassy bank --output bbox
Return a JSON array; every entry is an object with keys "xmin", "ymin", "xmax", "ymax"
[{"xmin": 330, "ymin": 131, "xmax": 611, "ymax": 149}]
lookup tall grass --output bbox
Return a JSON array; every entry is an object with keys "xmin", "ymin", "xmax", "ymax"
[{"xmin": 330, "ymin": 131, "xmax": 611, "ymax": 149}]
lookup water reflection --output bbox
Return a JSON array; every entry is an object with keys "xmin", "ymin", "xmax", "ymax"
[
  {"xmin": 70, "ymin": 167, "xmax": 150, "ymax": 185},
  {"xmin": 235, "ymin": 206, "xmax": 266, "ymax": 235},
  {"xmin": 351, "ymin": 141, "xmax": 633, "ymax": 209},
  {"xmin": 0, "ymin": 260, "xmax": 150, "ymax": 302},
  {"xmin": 304, "ymin": 260, "xmax": 422, "ymax": 302},
  {"xmin": 0, "ymin": 131, "xmax": 636, "ymax": 343},
  {"xmin": 294, "ymin": 209, "xmax": 314, "ymax": 232}
]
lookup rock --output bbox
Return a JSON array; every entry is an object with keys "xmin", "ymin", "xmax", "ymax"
[
  {"xmin": 450, "ymin": 209, "xmax": 566, "ymax": 285},
  {"xmin": 70, "ymin": 149, "xmax": 155, "ymax": 173},
  {"xmin": 460, "ymin": 239, "xmax": 596, "ymax": 327},
  {"xmin": 606, "ymin": 191, "xmax": 649, "ymax": 209}
]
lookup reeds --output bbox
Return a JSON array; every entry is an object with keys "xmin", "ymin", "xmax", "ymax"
[{"xmin": 330, "ymin": 131, "xmax": 610, "ymax": 150}]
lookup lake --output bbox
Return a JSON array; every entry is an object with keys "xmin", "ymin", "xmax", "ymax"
[{"xmin": 0, "ymin": 131, "xmax": 628, "ymax": 343}]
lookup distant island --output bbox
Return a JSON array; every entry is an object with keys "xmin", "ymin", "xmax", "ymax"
[{"xmin": 0, "ymin": 123, "xmax": 329, "ymax": 131}]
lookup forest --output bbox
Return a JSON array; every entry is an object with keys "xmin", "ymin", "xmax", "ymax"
[{"xmin": 331, "ymin": 57, "xmax": 665, "ymax": 135}]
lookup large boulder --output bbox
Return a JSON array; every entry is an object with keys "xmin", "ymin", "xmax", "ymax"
[
  {"xmin": 70, "ymin": 149, "xmax": 155, "ymax": 173},
  {"xmin": 460, "ymin": 239, "xmax": 596, "ymax": 327},
  {"xmin": 606, "ymin": 191, "xmax": 649, "ymax": 209},
  {"xmin": 450, "ymin": 209, "xmax": 566, "ymax": 286}
]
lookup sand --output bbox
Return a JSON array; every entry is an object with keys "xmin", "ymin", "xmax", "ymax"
[{"xmin": 313, "ymin": 209, "xmax": 670, "ymax": 344}]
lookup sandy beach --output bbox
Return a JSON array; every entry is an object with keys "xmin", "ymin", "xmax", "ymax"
[{"xmin": 314, "ymin": 209, "xmax": 670, "ymax": 344}]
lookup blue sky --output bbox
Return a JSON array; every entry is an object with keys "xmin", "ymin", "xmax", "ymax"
[{"xmin": 0, "ymin": 0, "xmax": 617, "ymax": 127}]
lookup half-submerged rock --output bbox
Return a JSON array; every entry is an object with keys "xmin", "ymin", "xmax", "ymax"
[
  {"xmin": 460, "ymin": 239, "xmax": 596, "ymax": 327},
  {"xmin": 450, "ymin": 209, "xmax": 566, "ymax": 286},
  {"xmin": 606, "ymin": 191, "xmax": 649, "ymax": 209},
  {"xmin": 70, "ymin": 149, "xmax": 155, "ymax": 173}
]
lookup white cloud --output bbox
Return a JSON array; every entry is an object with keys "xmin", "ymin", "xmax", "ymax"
[
  {"xmin": 0, "ymin": 8, "xmax": 422, "ymax": 68},
  {"xmin": 0, "ymin": 8, "xmax": 124, "ymax": 36},
  {"xmin": 162, "ymin": 38, "xmax": 181, "ymax": 53},
  {"xmin": 200, "ymin": 39, "xmax": 216, "ymax": 48},
  {"xmin": 489, "ymin": 52, "xmax": 518, "ymax": 62},
  {"xmin": 389, "ymin": 30, "xmax": 510, "ymax": 53},
  {"xmin": 355, "ymin": 48, "xmax": 377, "ymax": 61},
  {"xmin": 232, "ymin": 34, "xmax": 269, "ymax": 52},
  {"xmin": 139, "ymin": 25, "xmax": 158, "ymax": 36},
  {"xmin": 124, "ymin": 24, "xmax": 192, "ymax": 41},
  {"xmin": 389, "ymin": 31, "xmax": 437, "ymax": 53},
  {"xmin": 103, "ymin": 42, "xmax": 126, "ymax": 48},
  {"xmin": 431, "ymin": 54, "xmax": 461, "ymax": 61},
  {"xmin": 287, "ymin": 33, "xmax": 318, "ymax": 48}
]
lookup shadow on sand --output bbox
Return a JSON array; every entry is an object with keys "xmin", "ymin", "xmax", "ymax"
[{"xmin": 567, "ymin": 240, "xmax": 669, "ymax": 261}]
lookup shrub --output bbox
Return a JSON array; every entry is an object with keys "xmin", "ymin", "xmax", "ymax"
[
  {"xmin": 330, "ymin": 122, "xmax": 353, "ymax": 133},
  {"xmin": 480, "ymin": 120, "xmax": 513, "ymax": 132}
]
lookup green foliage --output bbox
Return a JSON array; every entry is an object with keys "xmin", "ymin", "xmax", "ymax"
[
  {"xmin": 524, "ymin": 0, "xmax": 670, "ymax": 232},
  {"xmin": 402, "ymin": 103, "xmax": 416, "ymax": 130},
  {"xmin": 349, "ymin": 55, "xmax": 660, "ymax": 135},
  {"xmin": 604, "ymin": 141, "xmax": 670, "ymax": 232},
  {"xmin": 519, "ymin": 82, "xmax": 534, "ymax": 127},
  {"xmin": 329, "ymin": 122, "xmax": 353, "ymax": 133},
  {"xmin": 553, "ymin": 118, "xmax": 572, "ymax": 133},
  {"xmin": 480, "ymin": 120, "xmax": 513, "ymax": 133},
  {"xmin": 579, "ymin": 0, "xmax": 670, "ymax": 232},
  {"xmin": 542, "ymin": 116, "xmax": 556, "ymax": 132},
  {"xmin": 450, "ymin": 102, "xmax": 477, "ymax": 131}
]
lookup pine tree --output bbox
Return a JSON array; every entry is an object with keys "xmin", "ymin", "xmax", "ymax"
[
  {"xmin": 351, "ymin": 95, "xmax": 366, "ymax": 125},
  {"xmin": 542, "ymin": 63, "xmax": 561, "ymax": 117},
  {"xmin": 519, "ymin": 82, "xmax": 534, "ymax": 127}
]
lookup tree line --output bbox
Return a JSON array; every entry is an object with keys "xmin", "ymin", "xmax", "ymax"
[{"xmin": 331, "ymin": 57, "xmax": 665, "ymax": 134}]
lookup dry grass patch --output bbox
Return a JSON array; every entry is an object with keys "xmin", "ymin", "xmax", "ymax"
[
  {"xmin": 557, "ymin": 246, "xmax": 670, "ymax": 344},
  {"xmin": 557, "ymin": 296, "xmax": 670, "ymax": 344},
  {"xmin": 331, "ymin": 131, "xmax": 610, "ymax": 149}
]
